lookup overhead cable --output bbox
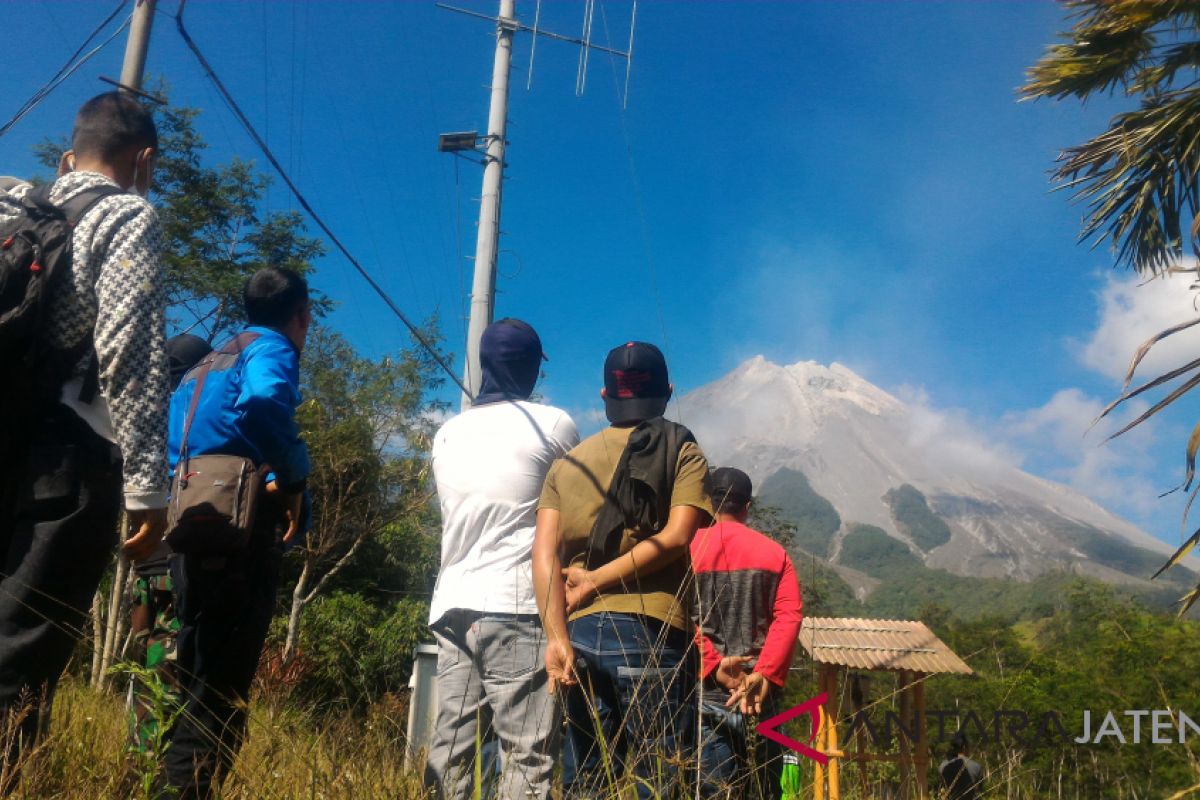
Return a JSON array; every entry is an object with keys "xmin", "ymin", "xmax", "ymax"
[
  {"xmin": 0, "ymin": 0, "xmax": 130, "ymax": 140},
  {"xmin": 173, "ymin": 1, "xmax": 472, "ymax": 400}
]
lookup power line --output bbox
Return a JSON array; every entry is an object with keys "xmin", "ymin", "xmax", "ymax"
[
  {"xmin": 173, "ymin": 0, "xmax": 472, "ymax": 400},
  {"xmin": 0, "ymin": 0, "xmax": 130, "ymax": 140}
]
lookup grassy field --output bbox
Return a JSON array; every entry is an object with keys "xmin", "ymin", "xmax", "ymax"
[
  {"xmin": 7, "ymin": 679, "xmax": 424, "ymax": 800},
  {"xmin": 10, "ymin": 674, "xmax": 1200, "ymax": 799}
]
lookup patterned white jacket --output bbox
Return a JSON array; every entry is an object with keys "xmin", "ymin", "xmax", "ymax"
[{"xmin": 0, "ymin": 171, "xmax": 168, "ymax": 509}]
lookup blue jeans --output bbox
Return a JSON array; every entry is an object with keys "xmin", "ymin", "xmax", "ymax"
[
  {"xmin": 563, "ymin": 612, "xmax": 697, "ymax": 800},
  {"xmin": 698, "ymin": 690, "xmax": 784, "ymax": 799}
]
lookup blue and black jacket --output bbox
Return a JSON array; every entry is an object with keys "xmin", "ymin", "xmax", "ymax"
[{"xmin": 167, "ymin": 326, "xmax": 310, "ymax": 493}]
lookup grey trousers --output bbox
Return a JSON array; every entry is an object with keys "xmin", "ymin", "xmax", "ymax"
[{"xmin": 422, "ymin": 610, "xmax": 558, "ymax": 800}]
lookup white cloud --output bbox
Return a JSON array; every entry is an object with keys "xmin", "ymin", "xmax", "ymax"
[
  {"xmin": 1001, "ymin": 388, "xmax": 1163, "ymax": 518},
  {"xmin": 895, "ymin": 382, "xmax": 1166, "ymax": 522},
  {"xmin": 1079, "ymin": 269, "xmax": 1200, "ymax": 384},
  {"xmin": 896, "ymin": 384, "xmax": 1022, "ymax": 480}
]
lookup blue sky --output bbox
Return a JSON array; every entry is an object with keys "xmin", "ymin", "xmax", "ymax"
[{"xmin": 5, "ymin": 1, "xmax": 1200, "ymax": 546}]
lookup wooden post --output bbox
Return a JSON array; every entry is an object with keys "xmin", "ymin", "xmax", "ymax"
[
  {"xmin": 826, "ymin": 666, "xmax": 840, "ymax": 800},
  {"xmin": 851, "ymin": 674, "xmax": 871, "ymax": 797},
  {"xmin": 897, "ymin": 671, "xmax": 913, "ymax": 800},
  {"xmin": 913, "ymin": 676, "xmax": 929, "ymax": 800},
  {"xmin": 813, "ymin": 666, "xmax": 831, "ymax": 800}
]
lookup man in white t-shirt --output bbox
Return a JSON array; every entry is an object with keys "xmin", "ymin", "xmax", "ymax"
[{"xmin": 424, "ymin": 318, "xmax": 579, "ymax": 800}]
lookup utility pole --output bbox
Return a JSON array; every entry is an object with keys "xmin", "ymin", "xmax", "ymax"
[
  {"xmin": 98, "ymin": 0, "xmax": 158, "ymax": 691},
  {"xmin": 119, "ymin": 0, "xmax": 157, "ymax": 92},
  {"xmin": 437, "ymin": 0, "xmax": 635, "ymax": 409},
  {"xmin": 461, "ymin": 0, "xmax": 516, "ymax": 409}
]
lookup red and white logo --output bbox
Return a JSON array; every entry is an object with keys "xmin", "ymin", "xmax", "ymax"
[{"xmin": 756, "ymin": 692, "xmax": 828, "ymax": 765}]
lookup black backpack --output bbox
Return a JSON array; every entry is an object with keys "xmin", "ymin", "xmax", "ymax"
[{"xmin": 0, "ymin": 182, "xmax": 120, "ymax": 446}]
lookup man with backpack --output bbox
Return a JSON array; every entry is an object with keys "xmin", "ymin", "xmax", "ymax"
[
  {"xmin": 0, "ymin": 92, "xmax": 168, "ymax": 765},
  {"xmin": 533, "ymin": 341, "xmax": 712, "ymax": 799},
  {"xmin": 160, "ymin": 266, "xmax": 311, "ymax": 799}
]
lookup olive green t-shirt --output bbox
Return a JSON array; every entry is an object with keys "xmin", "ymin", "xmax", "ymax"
[{"xmin": 538, "ymin": 425, "xmax": 713, "ymax": 631}]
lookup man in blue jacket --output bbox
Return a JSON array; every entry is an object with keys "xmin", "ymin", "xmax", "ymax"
[{"xmin": 161, "ymin": 267, "xmax": 312, "ymax": 799}]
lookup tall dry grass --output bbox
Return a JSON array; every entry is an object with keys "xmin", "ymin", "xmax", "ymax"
[{"xmin": 6, "ymin": 679, "xmax": 425, "ymax": 800}]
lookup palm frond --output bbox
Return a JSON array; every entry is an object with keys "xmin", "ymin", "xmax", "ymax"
[
  {"xmin": 1182, "ymin": 419, "xmax": 1200, "ymax": 492},
  {"xmin": 1104, "ymin": 367, "xmax": 1200, "ymax": 441},
  {"xmin": 1177, "ymin": 583, "xmax": 1200, "ymax": 616},
  {"xmin": 1153, "ymin": 526, "xmax": 1200, "ymax": 579},
  {"xmin": 1021, "ymin": 0, "xmax": 1187, "ymax": 101},
  {"xmin": 1119, "ymin": 315, "xmax": 1200, "ymax": 390},
  {"xmin": 1094, "ymin": 353, "xmax": 1200, "ymax": 426},
  {"xmin": 1055, "ymin": 89, "xmax": 1200, "ymax": 275}
]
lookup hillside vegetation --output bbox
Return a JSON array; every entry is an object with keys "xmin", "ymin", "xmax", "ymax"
[
  {"xmin": 762, "ymin": 468, "xmax": 1197, "ymax": 621},
  {"xmin": 884, "ymin": 484, "xmax": 952, "ymax": 552},
  {"xmin": 757, "ymin": 467, "xmax": 841, "ymax": 557}
]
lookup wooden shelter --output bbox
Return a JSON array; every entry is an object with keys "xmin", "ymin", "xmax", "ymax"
[{"xmin": 798, "ymin": 617, "xmax": 973, "ymax": 800}]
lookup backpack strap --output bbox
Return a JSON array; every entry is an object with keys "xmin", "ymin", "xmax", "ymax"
[
  {"xmin": 56, "ymin": 184, "xmax": 123, "ymax": 226},
  {"xmin": 177, "ymin": 332, "xmax": 262, "ymax": 471}
]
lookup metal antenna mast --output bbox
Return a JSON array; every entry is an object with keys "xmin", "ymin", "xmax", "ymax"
[{"xmin": 437, "ymin": 0, "xmax": 636, "ymax": 410}]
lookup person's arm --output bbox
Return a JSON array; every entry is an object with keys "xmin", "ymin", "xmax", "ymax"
[
  {"xmin": 532, "ymin": 506, "xmax": 575, "ymax": 694},
  {"xmin": 238, "ymin": 338, "xmax": 310, "ymax": 541},
  {"xmin": 726, "ymin": 553, "xmax": 803, "ymax": 715},
  {"xmin": 236, "ymin": 338, "xmax": 310, "ymax": 488},
  {"xmin": 754, "ymin": 553, "xmax": 803, "ymax": 686},
  {"xmin": 92, "ymin": 198, "xmax": 169, "ymax": 512},
  {"xmin": 564, "ymin": 504, "xmax": 706, "ymax": 612}
]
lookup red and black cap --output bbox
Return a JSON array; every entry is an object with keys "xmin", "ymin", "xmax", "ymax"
[{"xmin": 603, "ymin": 341, "xmax": 671, "ymax": 424}]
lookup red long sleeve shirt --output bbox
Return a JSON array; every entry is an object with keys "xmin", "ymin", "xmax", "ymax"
[{"xmin": 690, "ymin": 520, "xmax": 803, "ymax": 689}]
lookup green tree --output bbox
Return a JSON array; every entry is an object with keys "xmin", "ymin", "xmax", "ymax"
[
  {"xmin": 1025, "ymin": 2, "xmax": 1200, "ymax": 610},
  {"xmin": 281, "ymin": 326, "xmax": 446, "ymax": 665},
  {"xmin": 35, "ymin": 88, "xmax": 325, "ymax": 341}
]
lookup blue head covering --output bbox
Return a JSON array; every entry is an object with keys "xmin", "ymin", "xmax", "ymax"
[{"xmin": 474, "ymin": 318, "xmax": 545, "ymax": 405}]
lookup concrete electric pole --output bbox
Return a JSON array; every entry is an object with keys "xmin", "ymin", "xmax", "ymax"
[
  {"xmin": 439, "ymin": 0, "xmax": 635, "ymax": 410},
  {"xmin": 461, "ymin": 0, "xmax": 515, "ymax": 409},
  {"xmin": 119, "ymin": 0, "xmax": 157, "ymax": 92}
]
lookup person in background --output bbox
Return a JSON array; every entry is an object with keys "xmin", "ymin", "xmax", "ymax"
[
  {"xmin": 126, "ymin": 334, "xmax": 212, "ymax": 758},
  {"xmin": 533, "ymin": 341, "xmax": 712, "ymax": 799},
  {"xmin": 940, "ymin": 731, "xmax": 984, "ymax": 800},
  {"xmin": 161, "ymin": 268, "xmax": 311, "ymax": 799},
  {"xmin": 692, "ymin": 467, "xmax": 803, "ymax": 799},
  {"xmin": 423, "ymin": 318, "xmax": 579, "ymax": 800},
  {"xmin": 0, "ymin": 92, "xmax": 168, "ymax": 773}
]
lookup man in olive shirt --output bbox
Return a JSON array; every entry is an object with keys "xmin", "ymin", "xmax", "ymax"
[{"xmin": 532, "ymin": 342, "xmax": 712, "ymax": 799}]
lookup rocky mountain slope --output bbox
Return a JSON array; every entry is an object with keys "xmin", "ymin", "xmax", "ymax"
[{"xmin": 676, "ymin": 357, "xmax": 1195, "ymax": 596}]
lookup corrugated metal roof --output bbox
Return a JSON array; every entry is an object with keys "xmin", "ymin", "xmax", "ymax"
[{"xmin": 798, "ymin": 617, "xmax": 973, "ymax": 675}]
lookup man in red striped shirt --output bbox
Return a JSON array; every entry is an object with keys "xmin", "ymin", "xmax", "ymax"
[{"xmin": 692, "ymin": 467, "xmax": 803, "ymax": 799}]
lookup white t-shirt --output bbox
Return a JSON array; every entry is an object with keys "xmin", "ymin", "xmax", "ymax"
[{"xmin": 428, "ymin": 400, "xmax": 579, "ymax": 624}]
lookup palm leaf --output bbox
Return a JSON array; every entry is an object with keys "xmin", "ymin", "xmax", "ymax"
[
  {"xmin": 1171, "ymin": 481, "xmax": 1200, "ymax": 540},
  {"xmin": 1178, "ymin": 584, "xmax": 1200, "ymax": 617},
  {"xmin": 1119, "ymin": 316, "xmax": 1200, "ymax": 391},
  {"xmin": 1152, "ymin": 526, "xmax": 1200, "ymax": 580},
  {"xmin": 1183, "ymin": 419, "xmax": 1200, "ymax": 493},
  {"xmin": 1104, "ymin": 369, "xmax": 1200, "ymax": 441},
  {"xmin": 1094, "ymin": 355, "xmax": 1200, "ymax": 426}
]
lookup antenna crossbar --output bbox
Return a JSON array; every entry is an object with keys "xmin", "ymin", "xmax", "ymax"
[{"xmin": 434, "ymin": 3, "xmax": 631, "ymax": 59}]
